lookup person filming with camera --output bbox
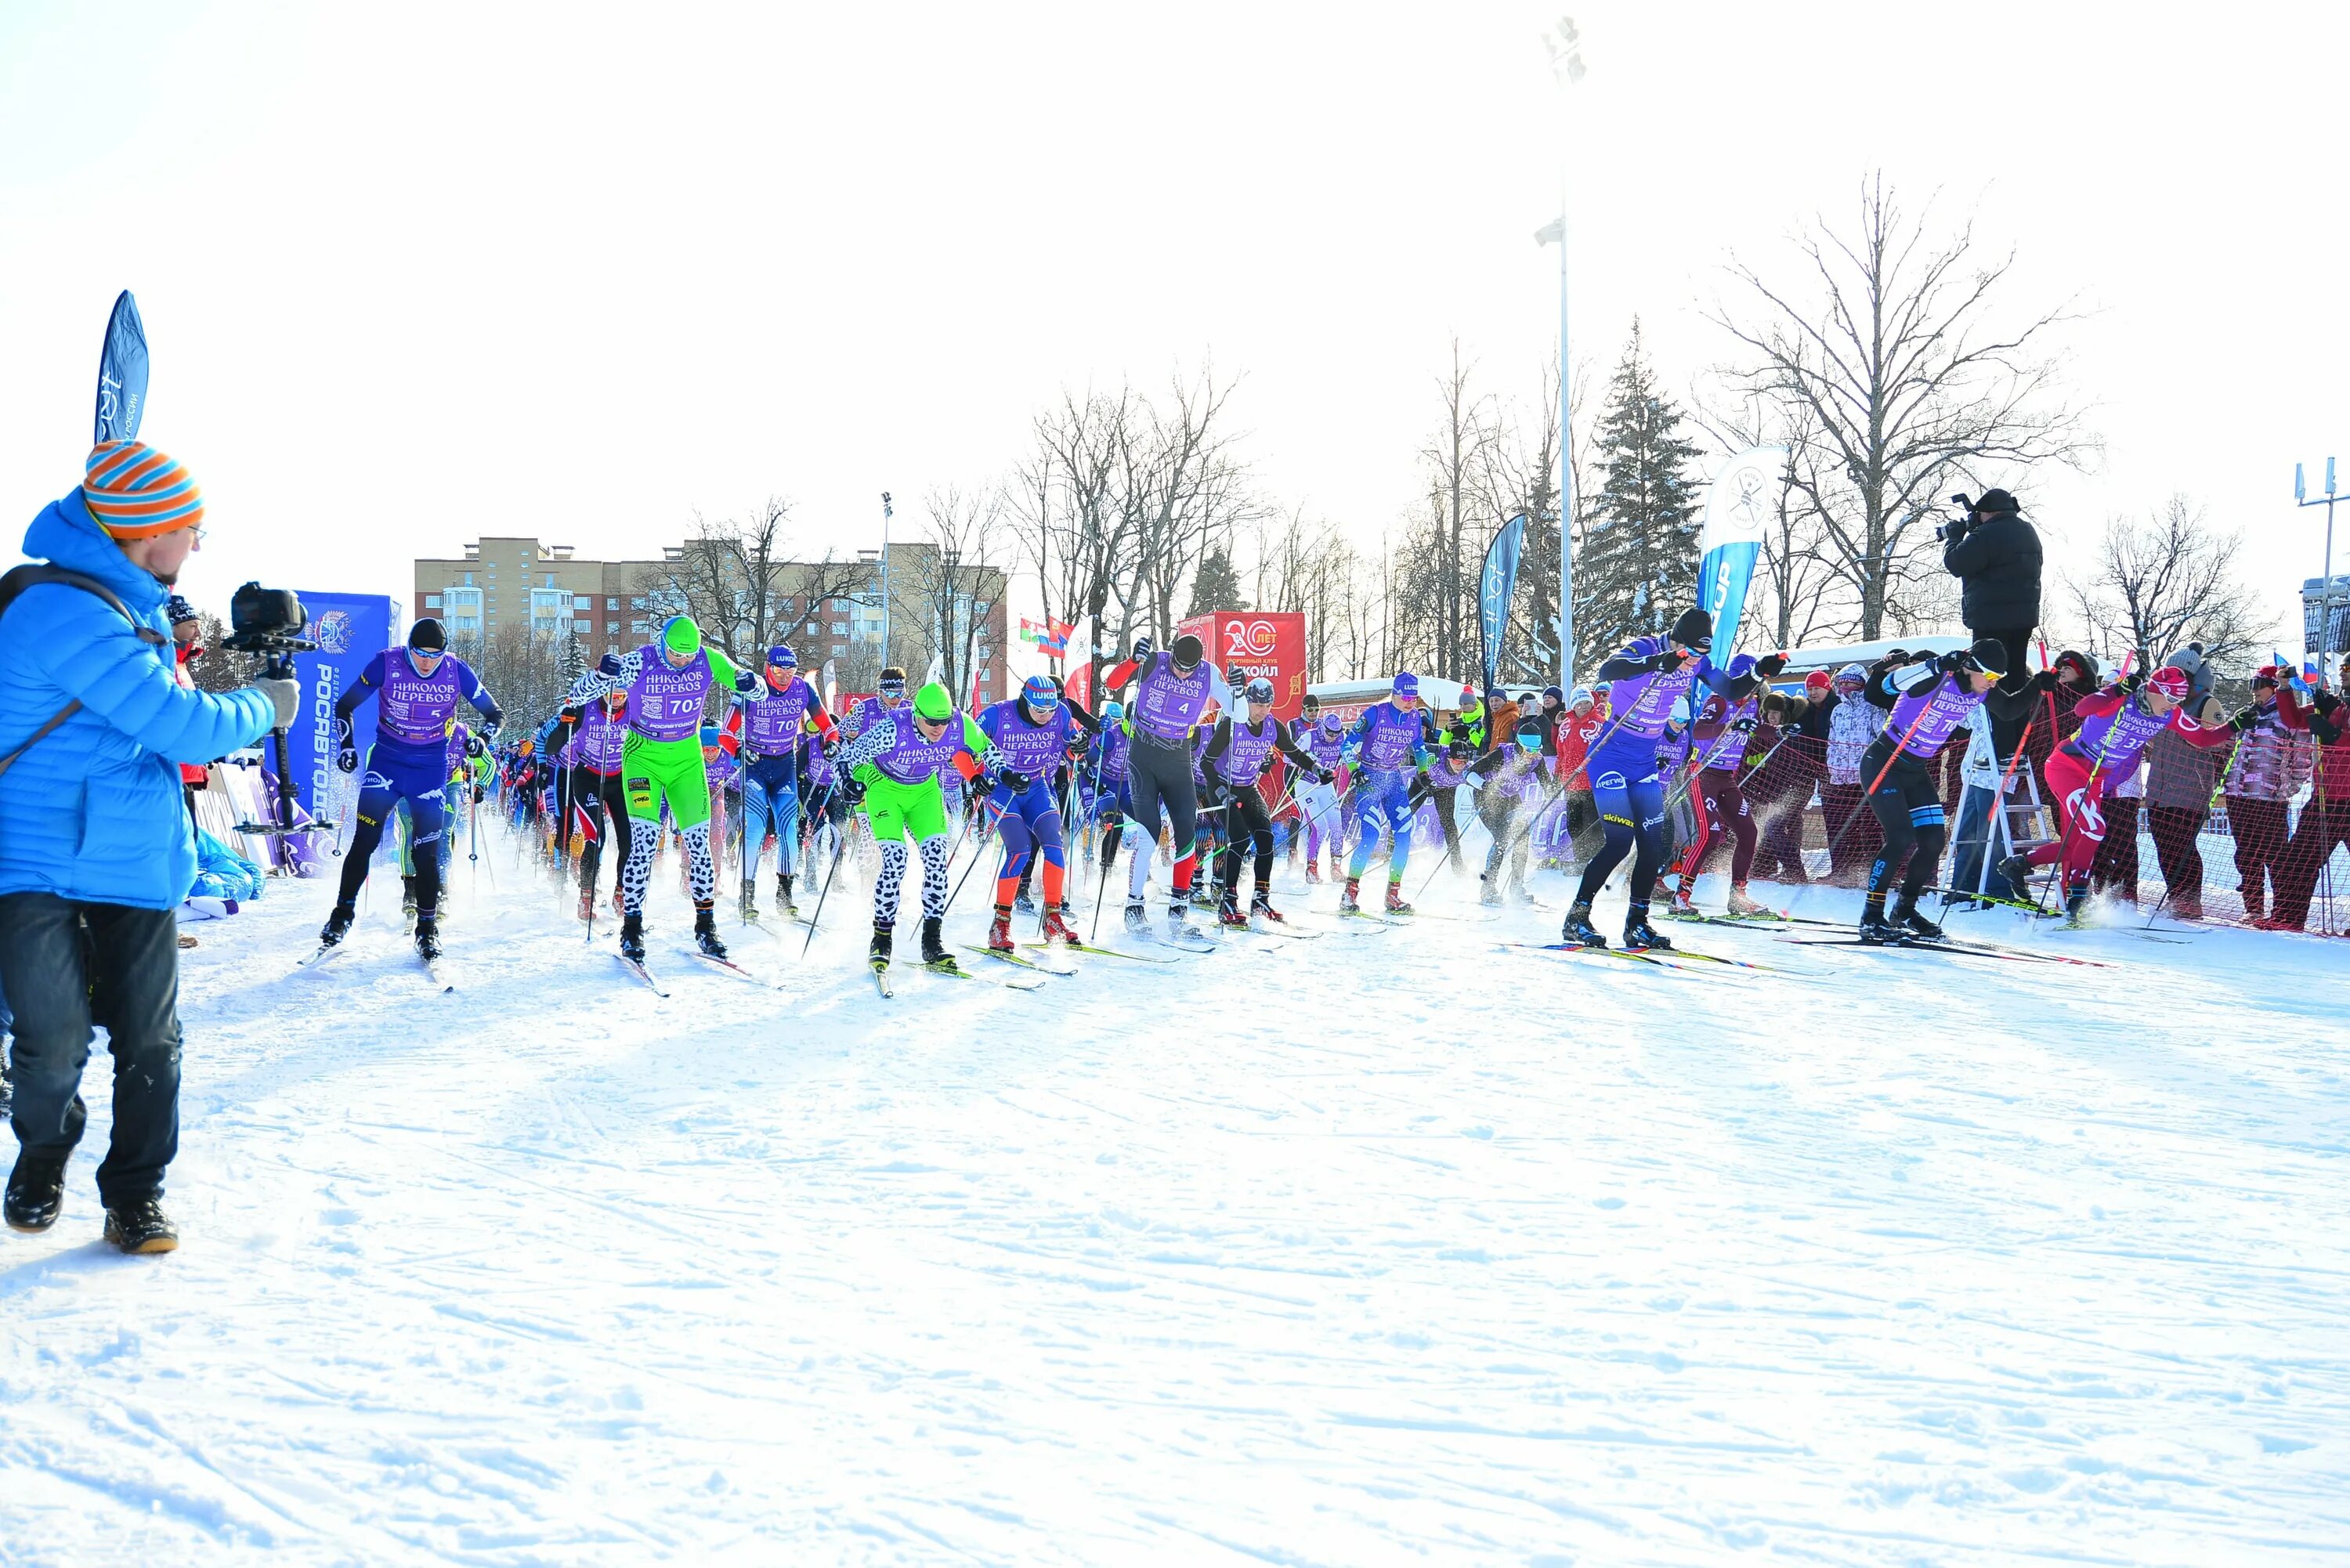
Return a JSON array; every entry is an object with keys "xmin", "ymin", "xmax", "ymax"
[
  {"xmin": 1940, "ymin": 488, "xmax": 2043, "ymax": 755},
  {"xmin": 0, "ymin": 440, "xmax": 294, "ymax": 1254}
]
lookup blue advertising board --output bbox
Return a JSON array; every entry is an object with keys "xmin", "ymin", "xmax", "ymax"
[{"xmin": 290, "ymin": 592, "xmax": 396, "ymax": 824}]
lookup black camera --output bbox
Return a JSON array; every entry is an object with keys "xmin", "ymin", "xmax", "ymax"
[
  {"xmin": 222, "ymin": 582, "xmax": 313, "ymax": 656},
  {"xmin": 1934, "ymin": 493, "xmax": 1973, "ymax": 544}
]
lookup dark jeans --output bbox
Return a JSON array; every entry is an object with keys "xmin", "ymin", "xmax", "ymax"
[{"xmin": 0, "ymin": 893, "xmax": 183, "ymax": 1205}]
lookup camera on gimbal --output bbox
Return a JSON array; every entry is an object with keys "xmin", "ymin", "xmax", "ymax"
[{"xmin": 221, "ymin": 581, "xmax": 315, "ymax": 658}]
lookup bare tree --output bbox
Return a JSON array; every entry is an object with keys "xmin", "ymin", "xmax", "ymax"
[
  {"xmin": 1123, "ymin": 367, "xmax": 1260, "ymax": 649},
  {"xmin": 1415, "ymin": 341, "xmax": 1502, "ymax": 681},
  {"xmin": 909, "ymin": 486, "xmax": 1009, "ymax": 706},
  {"xmin": 634, "ymin": 498, "xmax": 806, "ymax": 662},
  {"xmin": 1711, "ymin": 174, "xmax": 2093, "ymax": 638},
  {"xmin": 1014, "ymin": 388, "xmax": 1140, "ymax": 698},
  {"xmin": 1694, "ymin": 393, "xmax": 1854, "ymax": 649},
  {"xmin": 2063, "ymin": 495, "xmax": 2273, "ymax": 667}
]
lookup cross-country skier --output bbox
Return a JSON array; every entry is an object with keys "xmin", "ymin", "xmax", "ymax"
[
  {"xmin": 550, "ymin": 656, "xmax": 630, "ymax": 922},
  {"xmin": 1097, "ymin": 634, "xmax": 1233, "ymax": 939},
  {"xmin": 1666, "ymin": 658, "xmax": 1775, "ymax": 919},
  {"xmin": 320, "ymin": 618, "xmax": 503, "ymax": 962},
  {"xmin": 1998, "ymin": 662, "xmax": 2236, "ymax": 920},
  {"xmin": 1854, "ymin": 641, "xmax": 2050, "ymax": 941},
  {"xmin": 1560, "ymin": 610, "xmax": 1784, "ymax": 951},
  {"xmin": 841, "ymin": 667, "xmax": 907, "ymax": 742},
  {"xmin": 1086, "ymin": 699, "xmax": 1132, "ymax": 873},
  {"xmin": 577, "ymin": 614, "xmax": 759, "ymax": 963},
  {"xmin": 833, "ymin": 681, "xmax": 1011, "ymax": 974},
  {"xmin": 976, "ymin": 674, "xmax": 1097, "ymax": 950},
  {"xmin": 1292, "ymin": 709, "xmax": 1347, "ymax": 882},
  {"xmin": 1339, "ymin": 673, "xmax": 1436, "ymax": 915},
  {"xmin": 1470, "ymin": 716, "xmax": 1554, "ymax": 905},
  {"xmin": 1201, "ymin": 675, "xmax": 1327, "ymax": 925},
  {"xmin": 732, "ymin": 645, "xmax": 837, "ymax": 920}
]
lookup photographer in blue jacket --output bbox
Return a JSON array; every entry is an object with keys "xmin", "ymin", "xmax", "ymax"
[{"xmin": 0, "ymin": 441, "xmax": 291, "ymax": 1254}]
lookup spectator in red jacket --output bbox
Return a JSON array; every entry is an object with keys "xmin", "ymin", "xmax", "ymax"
[{"xmin": 1553, "ymin": 686, "xmax": 1606, "ymax": 864}]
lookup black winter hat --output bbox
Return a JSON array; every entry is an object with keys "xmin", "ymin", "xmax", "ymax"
[
  {"xmin": 407, "ymin": 617, "xmax": 447, "ymax": 652},
  {"xmin": 1668, "ymin": 609, "xmax": 1714, "ymax": 651},
  {"xmin": 1970, "ymin": 489, "xmax": 2019, "ymax": 516}
]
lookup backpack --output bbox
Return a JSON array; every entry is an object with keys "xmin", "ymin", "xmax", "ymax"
[{"xmin": 0, "ymin": 562, "xmax": 168, "ymax": 780}]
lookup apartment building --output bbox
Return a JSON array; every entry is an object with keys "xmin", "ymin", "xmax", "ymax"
[{"xmin": 410, "ymin": 535, "xmax": 1011, "ymax": 705}]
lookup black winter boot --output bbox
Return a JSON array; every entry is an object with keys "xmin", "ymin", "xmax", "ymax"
[
  {"xmin": 4, "ymin": 1152, "xmax": 67, "ymax": 1234},
  {"xmin": 920, "ymin": 915, "xmax": 958, "ymax": 972},
  {"xmin": 103, "ymin": 1197, "xmax": 178, "ymax": 1255},
  {"xmin": 695, "ymin": 906, "xmax": 729, "ymax": 959},
  {"xmin": 319, "ymin": 904, "xmax": 355, "ymax": 948},
  {"xmin": 1622, "ymin": 905, "xmax": 1673, "ymax": 952},
  {"xmin": 1561, "ymin": 901, "xmax": 1607, "ymax": 948},
  {"xmin": 1890, "ymin": 896, "xmax": 1943, "ymax": 939},
  {"xmin": 414, "ymin": 916, "xmax": 443, "ymax": 963},
  {"xmin": 619, "ymin": 911, "xmax": 646, "ymax": 962}
]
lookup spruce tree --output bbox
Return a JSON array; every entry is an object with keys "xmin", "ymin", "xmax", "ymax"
[
  {"xmin": 1185, "ymin": 546, "xmax": 1249, "ymax": 616},
  {"xmin": 1574, "ymin": 320, "xmax": 1703, "ymax": 674}
]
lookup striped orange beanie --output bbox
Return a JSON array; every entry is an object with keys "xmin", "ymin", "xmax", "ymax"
[{"xmin": 83, "ymin": 439, "xmax": 204, "ymax": 539}]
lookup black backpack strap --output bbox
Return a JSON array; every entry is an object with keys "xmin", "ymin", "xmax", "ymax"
[{"xmin": 0, "ymin": 562, "xmax": 172, "ymax": 781}]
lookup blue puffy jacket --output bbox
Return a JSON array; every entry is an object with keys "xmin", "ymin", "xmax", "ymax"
[{"xmin": 0, "ymin": 490, "xmax": 275, "ymax": 909}]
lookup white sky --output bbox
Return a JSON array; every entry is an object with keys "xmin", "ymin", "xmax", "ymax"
[{"xmin": 3, "ymin": 1, "xmax": 2345, "ymax": 666}]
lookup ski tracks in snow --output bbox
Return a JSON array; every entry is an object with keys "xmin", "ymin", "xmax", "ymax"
[{"xmin": 0, "ymin": 867, "xmax": 2345, "ymax": 1564}]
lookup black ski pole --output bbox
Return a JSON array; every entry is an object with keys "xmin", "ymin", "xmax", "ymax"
[{"xmin": 799, "ymin": 828, "xmax": 851, "ymax": 959}]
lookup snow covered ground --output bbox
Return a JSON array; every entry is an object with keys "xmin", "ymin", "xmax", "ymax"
[{"xmin": 3, "ymin": 836, "xmax": 2347, "ymax": 1566}]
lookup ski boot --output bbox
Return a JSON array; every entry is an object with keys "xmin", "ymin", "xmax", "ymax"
[
  {"xmin": 1014, "ymin": 889, "xmax": 1038, "ymax": 916},
  {"xmin": 612, "ymin": 885, "xmax": 627, "ymax": 919},
  {"xmin": 695, "ymin": 906, "xmax": 730, "ymax": 960},
  {"xmin": 1250, "ymin": 891, "xmax": 1286, "ymax": 924},
  {"xmin": 1383, "ymin": 881, "xmax": 1412, "ymax": 915},
  {"xmin": 1166, "ymin": 900, "xmax": 1196, "ymax": 941},
  {"xmin": 920, "ymin": 915, "xmax": 960, "ymax": 974},
  {"xmin": 870, "ymin": 925, "xmax": 894, "ymax": 971},
  {"xmin": 1996, "ymin": 852, "xmax": 2035, "ymax": 892},
  {"xmin": 1889, "ymin": 895, "xmax": 1943, "ymax": 940},
  {"xmin": 103, "ymin": 1197, "xmax": 179, "ymax": 1255},
  {"xmin": 1665, "ymin": 878, "xmax": 1697, "ymax": 918},
  {"xmin": 1726, "ymin": 883, "xmax": 1772, "ymax": 919},
  {"xmin": 1305, "ymin": 860, "xmax": 1322, "ymax": 884},
  {"xmin": 776, "ymin": 873, "xmax": 797, "ymax": 916},
  {"xmin": 987, "ymin": 905, "xmax": 1018, "ymax": 952},
  {"xmin": 1217, "ymin": 891, "xmax": 1249, "ymax": 929},
  {"xmin": 414, "ymin": 916, "xmax": 443, "ymax": 963},
  {"xmin": 1041, "ymin": 904, "xmax": 1080, "ymax": 946},
  {"xmin": 400, "ymin": 874, "xmax": 418, "ymax": 921},
  {"xmin": 2063, "ymin": 878, "xmax": 2092, "ymax": 925},
  {"xmin": 1338, "ymin": 876, "xmax": 1362, "ymax": 914},
  {"xmin": 1560, "ymin": 901, "xmax": 1607, "ymax": 948},
  {"xmin": 619, "ymin": 911, "xmax": 647, "ymax": 963},
  {"xmin": 1479, "ymin": 877, "xmax": 1504, "ymax": 908},
  {"xmin": 319, "ymin": 903, "xmax": 355, "ymax": 949},
  {"xmin": 739, "ymin": 883, "xmax": 761, "ymax": 923},
  {"xmin": 4, "ymin": 1151, "xmax": 67, "ymax": 1234},
  {"xmin": 1856, "ymin": 902, "xmax": 1904, "ymax": 945},
  {"xmin": 1124, "ymin": 898, "xmax": 1150, "ymax": 934},
  {"xmin": 578, "ymin": 883, "xmax": 597, "ymax": 924},
  {"xmin": 1622, "ymin": 905, "xmax": 1673, "ymax": 952}
]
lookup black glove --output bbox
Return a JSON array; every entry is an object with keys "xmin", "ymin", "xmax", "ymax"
[
  {"xmin": 2026, "ymin": 669, "xmax": 2059, "ymax": 695},
  {"xmin": 465, "ymin": 734, "xmax": 486, "ymax": 759},
  {"xmin": 597, "ymin": 652, "xmax": 624, "ymax": 678},
  {"xmin": 1884, "ymin": 649, "xmax": 1911, "ymax": 667},
  {"xmin": 1935, "ymin": 650, "xmax": 1967, "ymax": 674},
  {"xmin": 821, "ymin": 734, "xmax": 841, "ymax": 759},
  {"xmin": 2120, "ymin": 669, "xmax": 2148, "ymax": 695},
  {"xmin": 840, "ymin": 775, "xmax": 867, "ymax": 807},
  {"xmin": 2229, "ymin": 706, "xmax": 2258, "ymax": 733},
  {"xmin": 336, "ymin": 743, "xmax": 359, "ymax": 774},
  {"xmin": 1317, "ymin": 767, "xmax": 1336, "ymax": 785},
  {"xmin": 1754, "ymin": 652, "xmax": 1788, "ymax": 678},
  {"xmin": 2314, "ymin": 688, "xmax": 2344, "ymax": 716},
  {"xmin": 1131, "ymin": 634, "xmax": 1155, "ymax": 661},
  {"xmin": 992, "ymin": 766, "xmax": 1032, "ymax": 793},
  {"xmin": 1943, "ymin": 515, "xmax": 1971, "ymax": 544},
  {"xmin": 1729, "ymin": 716, "xmax": 1758, "ymax": 734},
  {"xmin": 1658, "ymin": 648, "xmax": 1688, "ymax": 674},
  {"xmin": 736, "ymin": 671, "xmax": 760, "ymax": 693}
]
